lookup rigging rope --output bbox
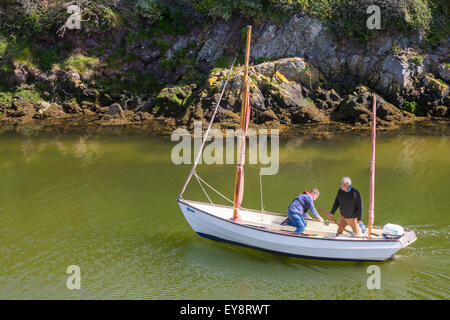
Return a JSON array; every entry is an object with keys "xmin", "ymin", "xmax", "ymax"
[
  {"xmin": 194, "ymin": 173, "xmax": 222, "ymax": 217},
  {"xmin": 179, "ymin": 56, "xmax": 237, "ymax": 198},
  {"xmin": 194, "ymin": 172, "xmax": 267, "ymax": 227},
  {"xmin": 195, "ymin": 174, "xmax": 234, "ymax": 204}
]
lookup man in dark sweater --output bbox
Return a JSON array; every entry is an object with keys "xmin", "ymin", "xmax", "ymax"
[{"xmin": 328, "ymin": 177, "xmax": 364, "ymax": 237}]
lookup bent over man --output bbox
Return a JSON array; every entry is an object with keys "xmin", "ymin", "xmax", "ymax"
[{"xmin": 288, "ymin": 189, "xmax": 324, "ymax": 234}]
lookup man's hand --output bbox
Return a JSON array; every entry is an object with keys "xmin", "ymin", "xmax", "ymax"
[{"xmin": 317, "ymin": 216, "xmax": 324, "ymax": 223}]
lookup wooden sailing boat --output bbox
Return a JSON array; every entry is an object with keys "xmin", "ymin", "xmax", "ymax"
[{"xmin": 176, "ymin": 26, "xmax": 417, "ymax": 261}]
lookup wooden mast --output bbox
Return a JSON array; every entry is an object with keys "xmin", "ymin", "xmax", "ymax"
[
  {"xmin": 368, "ymin": 95, "xmax": 376, "ymax": 238},
  {"xmin": 232, "ymin": 25, "xmax": 252, "ymax": 223}
]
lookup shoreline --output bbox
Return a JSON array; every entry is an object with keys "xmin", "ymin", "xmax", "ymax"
[{"xmin": 1, "ymin": 116, "xmax": 448, "ymax": 139}]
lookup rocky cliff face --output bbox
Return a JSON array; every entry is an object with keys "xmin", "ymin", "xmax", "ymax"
[
  {"xmin": 0, "ymin": 11, "xmax": 448, "ymax": 132},
  {"xmin": 175, "ymin": 57, "xmax": 415, "ymax": 131},
  {"xmin": 195, "ymin": 14, "xmax": 449, "ymax": 112}
]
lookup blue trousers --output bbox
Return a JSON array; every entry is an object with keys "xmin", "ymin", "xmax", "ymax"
[{"xmin": 288, "ymin": 210, "xmax": 307, "ymax": 233}]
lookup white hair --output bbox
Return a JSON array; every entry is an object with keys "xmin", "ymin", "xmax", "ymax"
[{"xmin": 341, "ymin": 176, "xmax": 352, "ymax": 186}]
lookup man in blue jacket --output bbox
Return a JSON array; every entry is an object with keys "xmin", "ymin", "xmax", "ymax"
[{"xmin": 287, "ymin": 188, "xmax": 324, "ymax": 234}]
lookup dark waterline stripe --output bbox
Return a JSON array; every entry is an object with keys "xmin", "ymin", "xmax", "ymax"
[{"xmin": 196, "ymin": 232, "xmax": 386, "ymax": 263}]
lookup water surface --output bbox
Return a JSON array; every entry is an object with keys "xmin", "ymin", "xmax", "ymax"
[{"xmin": 0, "ymin": 127, "xmax": 449, "ymax": 299}]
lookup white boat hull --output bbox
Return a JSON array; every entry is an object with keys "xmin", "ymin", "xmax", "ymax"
[{"xmin": 177, "ymin": 198, "xmax": 417, "ymax": 262}]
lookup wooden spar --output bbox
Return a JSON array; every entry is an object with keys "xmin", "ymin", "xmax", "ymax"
[
  {"xmin": 318, "ymin": 207, "xmax": 354, "ymax": 234},
  {"xmin": 232, "ymin": 25, "xmax": 252, "ymax": 223},
  {"xmin": 368, "ymin": 95, "xmax": 376, "ymax": 238}
]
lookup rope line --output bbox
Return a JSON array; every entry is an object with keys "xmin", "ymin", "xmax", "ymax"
[
  {"xmin": 194, "ymin": 172, "xmax": 267, "ymax": 227},
  {"xmin": 194, "ymin": 174, "xmax": 222, "ymax": 217},
  {"xmin": 179, "ymin": 56, "xmax": 238, "ymax": 198},
  {"xmin": 195, "ymin": 174, "xmax": 234, "ymax": 204}
]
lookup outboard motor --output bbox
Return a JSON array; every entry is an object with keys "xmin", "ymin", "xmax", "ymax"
[{"xmin": 382, "ymin": 223, "xmax": 404, "ymax": 239}]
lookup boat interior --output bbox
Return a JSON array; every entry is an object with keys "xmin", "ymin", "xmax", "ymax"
[{"xmin": 182, "ymin": 199, "xmax": 403, "ymax": 241}]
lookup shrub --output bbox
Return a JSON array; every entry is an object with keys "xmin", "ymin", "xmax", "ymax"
[
  {"xmin": 401, "ymin": 100, "xmax": 418, "ymax": 114},
  {"xmin": 1, "ymin": 64, "xmax": 13, "ymax": 74},
  {"xmin": 135, "ymin": 0, "xmax": 164, "ymax": 22},
  {"xmin": 37, "ymin": 48, "xmax": 59, "ymax": 71},
  {"xmin": 0, "ymin": 37, "xmax": 8, "ymax": 59}
]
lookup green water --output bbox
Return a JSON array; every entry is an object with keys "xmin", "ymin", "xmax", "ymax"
[{"xmin": 0, "ymin": 128, "xmax": 449, "ymax": 299}]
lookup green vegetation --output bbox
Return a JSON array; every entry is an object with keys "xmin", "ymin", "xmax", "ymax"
[
  {"xmin": 0, "ymin": 92, "xmax": 13, "ymax": 109},
  {"xmin": 1, "ymin": 1, "xmax": 122, "ymax": 37},
  {"xmin": 435, "ymin": 77, "xmax": 447, "ymax": 85},
  {"xmin": 410, "ymin": 55, "xmax": 424, "ymax": 64},
  {"xmin": 125, "ymin": 53, "xmax": 138, "ymax": 62},
  {"xmin": 135, "ymin": 1, "xmax": 190, "ymax": 35},
  {"xmin": 255, "ymin": 56, "xmax": 277, "ymax": 64},
  {"xmin": 98, "ymin": 72, "xmax": 163, "ymax": 96},
  {"xmin": 1, "ymin": 64, "xmax": 13, "ymax": 74},
  {"xmin": 0, "ymin": 34, "xmax": 71, "ymax": 71},
  {"xmin": 13, "ymin": 85, "xmax": 42, "ymax": 103},
  {"xmin": 158, "ymin": 56, "xmax": 177, "ymax": 69},
  {"xmin": 153, "ymin": 39, "xmax": 171, "ymax": 54},
  {"xmin": 0, "ymin": 84, "xmax": 44, "ymax": 114},
  {"xmin": 135, "ymin": 0, "xmax": 165, "ymax": 22},
  {"xmin": 37, "ymin": 48, "xmax": 59, "ymax": 71},
  {"xmin": 0, "ymin": 37, "xmax": 8, "ymax": 59},
  {"xmin": 105, "ymin": 48, "xmax": 126, "ymax": 69},
  {"xmin": 187, "ymin": 41, "xmax": 197, "ymax": 49},
  {"xmin": 391, "ymin": 45, "xmax": 402, "ymax": 55},
  {"xmin": 88, "ymin": 46, "xmax": 107, "ymax": 57},
  {"xmin": 125, "ymin": 30, "xmax": 152, "ymax": 46},
  {"xmin": 154, "ymin": 84, "xmax": 198, "ymax": 114},
  {"xmin": 0, "ymin": 0, "xmax": 446, "ymax": 117},
  {"xmin": 158, "ymin": 44, "xmax": 196, "ymax": 70},
  {"xmin": 63, "ymin": 55, "xmax": 100, "ymax": 74},
  {"xmin": 8, "ymin": 37, "xmax": 35, "ymax": 66},
  {"xmin": 213, "ymin": 56, "xmax": 232, "ymax": 69},
  {"xmin": 192, "ymin": 0, "xmax": 448, "ymax": 43},
  {"xmin": 401, "ymin": 100, "xmax": 418, "ymax": 114}
]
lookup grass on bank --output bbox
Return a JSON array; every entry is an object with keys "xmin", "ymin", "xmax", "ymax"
[{"xmin": 62, "ymin": 55, "xmax": 100, "ymax": 74}]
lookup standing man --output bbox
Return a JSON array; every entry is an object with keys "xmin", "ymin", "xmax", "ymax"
[
  {"xmin": 288, "ymin": 189, "xmax": 324, "ymax": 234},
  {"xmin": 328, "ymin": 177, "xmax": 365, "ymax": 237}
]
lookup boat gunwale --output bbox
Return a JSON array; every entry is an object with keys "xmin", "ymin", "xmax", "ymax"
[{"xmin": 178, "ymin": 197, "xmax": 405, "ymax": 243}]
